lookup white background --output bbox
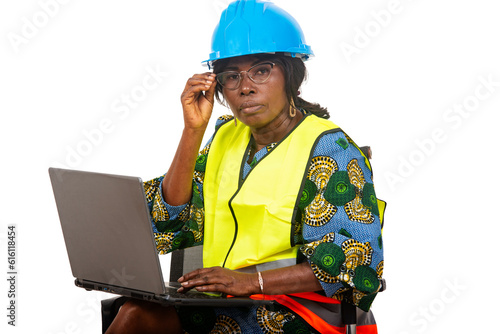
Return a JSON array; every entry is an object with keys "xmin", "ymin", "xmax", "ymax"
[{"xmin": 1, "ymin": 0, "xmax": 499, "ymax": 333}]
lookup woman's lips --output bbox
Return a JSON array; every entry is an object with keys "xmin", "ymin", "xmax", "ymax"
[{"xmin": 239, "ymin": 103, "xmax": 263, "ymax": 114}]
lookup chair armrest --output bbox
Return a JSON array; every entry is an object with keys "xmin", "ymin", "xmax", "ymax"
[{"xmin": 359, "ymin": 146, "xmax": 372, "ymax": 160}]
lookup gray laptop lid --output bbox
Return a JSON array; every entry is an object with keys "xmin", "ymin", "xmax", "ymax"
[{"xmin": 49, "ymin": 167, "xmax": 166, "ymax": 295}]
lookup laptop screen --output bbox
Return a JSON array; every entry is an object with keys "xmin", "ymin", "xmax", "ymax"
[{"xmin": 49, "ymin": 168, "xmax": 166, "ymax": 294}]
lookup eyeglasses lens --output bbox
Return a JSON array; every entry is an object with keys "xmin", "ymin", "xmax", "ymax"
[{"xmin": 217, "ymin": 63, "xmax": 274, "ymax": 90}]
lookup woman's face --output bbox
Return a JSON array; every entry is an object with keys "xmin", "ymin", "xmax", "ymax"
[{"xmin": 220, "ymin": 55, "xmax": 289, "ymax": 130}]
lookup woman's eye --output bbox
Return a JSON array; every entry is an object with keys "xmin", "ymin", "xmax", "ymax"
[
  {"xmin": 254, "ymin": 68, "xmax": 269, "ymax": 76},
  {"xmin": 226, "ymin": 74, "xmax": 239, "ymax": 81}
]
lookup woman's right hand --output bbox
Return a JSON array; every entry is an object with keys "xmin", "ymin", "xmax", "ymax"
[{"xmin": 180, "ymin": 72, "xmax": 217, "ymax": 130}]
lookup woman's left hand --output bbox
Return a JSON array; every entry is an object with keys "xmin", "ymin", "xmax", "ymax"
[{"xmin": 177, "ymin": 267, "xmax": 259, "ymax": 296}]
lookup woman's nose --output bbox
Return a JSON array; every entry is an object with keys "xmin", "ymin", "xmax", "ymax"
[{"xmin": 240, "ymin": 73, "xmax": 256, "ymax": 95}]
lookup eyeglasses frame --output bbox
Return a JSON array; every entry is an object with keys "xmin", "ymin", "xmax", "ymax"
[{"xmin": 216, "ymin": 62, "xmax": 276, "ymax": 90}]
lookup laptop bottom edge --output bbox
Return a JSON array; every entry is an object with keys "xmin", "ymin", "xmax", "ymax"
[{"xmin": 75, "ymin": 279, "xmax": 274, "ymax": 307}]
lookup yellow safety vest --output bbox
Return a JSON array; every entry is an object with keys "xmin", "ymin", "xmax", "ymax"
[{"xmin": 203, "ymin": 114, "xmax": 339, "ymax": 270}]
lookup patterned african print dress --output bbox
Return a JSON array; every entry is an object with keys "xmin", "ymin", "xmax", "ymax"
[{"xmin": 144, "ymin": 114, "xmax": 384, "ymax": 333}]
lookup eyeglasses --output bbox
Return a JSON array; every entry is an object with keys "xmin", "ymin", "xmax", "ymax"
[{"xmin": 216, "ymin": 62, "xmax": 275, "ymax": 90}]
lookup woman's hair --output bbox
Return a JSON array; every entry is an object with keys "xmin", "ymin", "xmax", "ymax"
[{"xmin": 212, "ymin": 53, "xmax": 330, "ymax": 119}]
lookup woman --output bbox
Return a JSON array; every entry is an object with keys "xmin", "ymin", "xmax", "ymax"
[{"xmin": 106, "ymin": 0, "xmax": 384, "ymax": 333}]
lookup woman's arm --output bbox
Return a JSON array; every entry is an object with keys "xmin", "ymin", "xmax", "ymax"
[
  {"xmin": 162, "ymin": 127, "xmax": 207, "ymax": 206},
  {"xmin": 177, "ymin": 262, "xmax": 322, "ymax": 296},
  {"xmin": 162, "ymin": 73, "xmax": 217, "ymax": 206}
]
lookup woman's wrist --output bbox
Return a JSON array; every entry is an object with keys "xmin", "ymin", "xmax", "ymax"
[
  {"xmin": 250, "ymin": 263, "xmax": 322, "ymax": 296},
  {"xmin": 182, "ymin": 124, "xmax": 207, "ymax": 138}
]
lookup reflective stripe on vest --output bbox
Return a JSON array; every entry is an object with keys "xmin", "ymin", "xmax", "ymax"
[{"xmin": 203, "ymin": 114, "xmax": 339, "ymax": 270}]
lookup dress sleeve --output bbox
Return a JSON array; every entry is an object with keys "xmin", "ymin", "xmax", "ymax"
[
  {"xmin": 298, "ymin": 130, "xmax": 384, "ymax": 312},
  {"xmin": 144, "ymin": 115, "xmax": 233, "ymax": 255},
  {"xmin": 143, "ymin": 176, "xmax": 195, "ymax": 254}
]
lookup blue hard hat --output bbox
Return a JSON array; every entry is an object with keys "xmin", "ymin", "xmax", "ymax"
[{"xmin": 204, "ymin": 0, "xmax": 313, "ymax": 68}]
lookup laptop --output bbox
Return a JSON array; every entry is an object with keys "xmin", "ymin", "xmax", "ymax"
[{"xmin": 49, "ymin": 167, "xmax": 273, "ymax": 306}]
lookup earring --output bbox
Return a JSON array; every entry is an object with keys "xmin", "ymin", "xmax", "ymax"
[
  {"xmin": 234, "ymin": 117, "xmax": 238, "ymax": 126},
  {"xmin": 289, "ymin": 98, "xmax": 297, "ymax": 118}
]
